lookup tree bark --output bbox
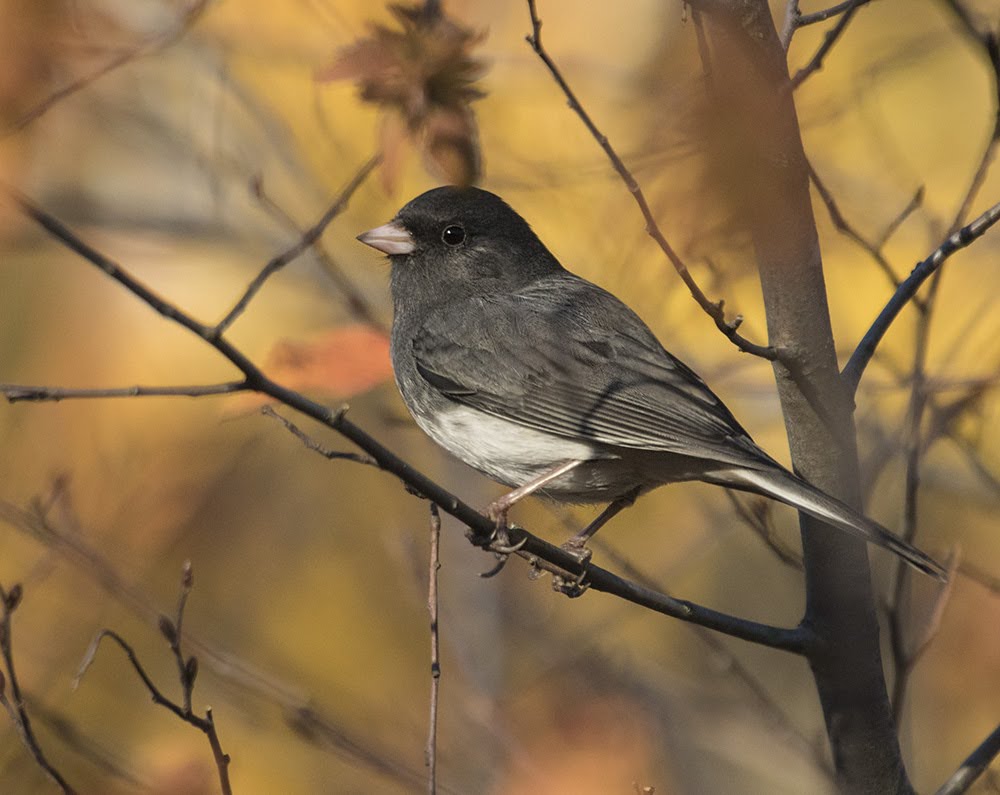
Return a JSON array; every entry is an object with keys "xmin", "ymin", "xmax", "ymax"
[{"xmin": 694, "ymin": 2, "xmax": 912, "ymax": 792}]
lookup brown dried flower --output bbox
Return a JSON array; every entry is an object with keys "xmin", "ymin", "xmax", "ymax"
[{"xmin": 317, "ymin": 3, "xmax": 487, "ymax": 191}]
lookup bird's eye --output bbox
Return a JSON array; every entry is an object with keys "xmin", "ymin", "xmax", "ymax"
[{"xmin": 441, "ymin": 224, "xmax": 466, "ymax": 246}]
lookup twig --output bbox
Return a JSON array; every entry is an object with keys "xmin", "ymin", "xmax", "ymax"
[
  {"xmin": 2, "ymin": 381, "xmax": 246, "ymax": 403},
  {"xmin": 5, "ymin": 0, "xmax": 210, "ymax": 136},
  {"xmin": 808, "ymin": 161, "xmax": 923, "ymax": 292},
  {"xmin": 74, "ymin": 564, "xmax": 232, "ymax": 795},
  {"xmin": 842, "ymin": 199, "xmax": 1000, "ymax": 395},
  {"xmin": 724, "ymin": 491, "xmax": 804, "ymax": 570},
  {"xmin": 0, "ymin": 490, "xmax": 429, "ymax": 790},
  {"xmin": 7, "ymin": 190, "xmax": 812, "ymax": 653},
  {"xmin": 261, "ymin": 406, "xmax": 379, "ymax": 467},
  {"xmin": 216, "ymin": 154, "xmax": 381, "ymax": 334},
  {"xmin": 0, "ymin": 583, "xmax": 78, "ymax": 794},
  {"xmin": 524, "ymin": 0, "xmax": 776, "ymax": 360},
  {"xmin": 782, "ymin": 0, "xmax": 880, "ymax": 50},
  {"xmin": 789, "ymin": 0, "xmax": 867, "ymax": 89},
  {"xmin": 935, "ymin": 722, "xmax": 1000, "ymax": 795},
  {"xmin": 425, "ymin": 504, "xmax": 441, "ymax": 795},
  {"xmin": 251, "ymin": 176, "xmax": 388, "ymax": 334}
]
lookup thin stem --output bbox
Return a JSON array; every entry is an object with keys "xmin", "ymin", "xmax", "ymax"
[
  {"xmin": 0, "ymin": 584, "xmax": 78, "ymax": 794},
  {"xmin": 842, "ymin": 200, "xmax": 1000, "ymax": 395},
  {"xmin": 524, "ymin": 0, "xmax": 776, "ymax": 359},
  {"xmin": 216, "ymin": 154, "xmax": 380, "ymax": 334},
  {"xmin": 425, "ymin": 504, "xmax": 441, "ymax": 795}
]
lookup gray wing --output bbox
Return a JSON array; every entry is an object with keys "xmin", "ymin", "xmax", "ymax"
[{"xmin": 411, "ymin": 274, "xmax": 771, "ymax": 470}]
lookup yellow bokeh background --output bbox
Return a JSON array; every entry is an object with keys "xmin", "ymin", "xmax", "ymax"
[{"xmin": 1, "ymin": 1, "xmax": 1000, "ymax": 793}]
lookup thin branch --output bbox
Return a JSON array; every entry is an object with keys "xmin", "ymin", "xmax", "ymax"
[
  {"xmin": 216, "ymin": 154, "xmax": 381, "ymax": 334},
  {"xmin": 74, "ymin": 567, "xmax": 232, "ymax": 795},
  {"xmin": 8, "ymin": 190, "xmax": 810, "ymax": 653},
  {"xmin": 251, "ymin": 176, "xmax": 388, "ymax": 334},
  {"xmin": 798, "ymin": 0, "xmax": 876, "ymax": 28},
  {"xmin": 0, "ymin": 490, "xmax": 429, "ymax": 790},
  {"xmin": 779, "ymin": 0, "xmax": 801, "ymax": 50},
  {"xmin": 789, "ymin": 0, "xmax": 867, "ymax": 90},
  {"xmin": 2, "ymin": 381, "xmax": 247, "ymax": 403},
  {"xmin": 0, "ymin": 583, "xmax": 77, "ymax": 794},
  {"xmin": 425, "ymin": 504, "xmax": 441, "ymax": 795},
  {"xmin": 809, "ymin": 160, "xmax": 923, "ymax": 292},
  {"xmin": 782, "ymin": 0, "xmax": 879, "ymax": 50},
  {"xmin": 5, "ymin": 0, "xmax": 210, "ymax": 136},
  {"xmin": 524, "ymin": 0, "xmax": 776, "ymax": 360},
  {"xmin": 261, "ymin": 406, "xmax": 379, "ymax": 467},
  {"xmin": 842, "ymin": 199, "xmax": 1000, "ymax": 395},
  {"xmin": 935, "ymin": 722, "xmax": 1000, "ymax": 795},
  {"xmin": 724, "ymin": 491, "xmax": 804, "ymax": 570}
]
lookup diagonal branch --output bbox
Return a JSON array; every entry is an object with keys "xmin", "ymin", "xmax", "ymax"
[
  {"xmin": 935, "ymin": 722, "xmax": 1000, "ymax": 795},
  {"xmin": 0, "ymin": 583, "xmax": 77, "ymax": 794},
  {"xmin": 842, "ymin": 199, "xmax": 1000, "ymax": 395},
  {"xmin": 5, "ymin": 0, "xmax": 211, "ymax": 136},
  {"xmin": 788, "ymin": 0, "xmax": 868, "ymax": 89},
  {"xmin": 216, "ymin": 154, "xmax": 381, "ymax": 334},
  {"xmin": 524, "ymin": 0, "xmax": 776, "ymax": 360}
]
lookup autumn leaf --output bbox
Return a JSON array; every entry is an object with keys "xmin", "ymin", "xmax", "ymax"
[
  {"xmin": 317, "ymin": 2, "xmax": 487, "ymax": 191},
  {"xmin": 226, "ymin": 325, "xmax": 392, "ymax": 414}
]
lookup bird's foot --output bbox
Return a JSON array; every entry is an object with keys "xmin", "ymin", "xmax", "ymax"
[
  {"xmin": 559, "ymin": 537, "xmax": 593, "ymax": 566},
  {"xmin": 478, "ymin": 523, "xmax": 527, "ymax": 579},
  {"xmin": 551, "ymin": 538, "xmax": 593, "ymax": 597},
  {"xmin": 552, "ymin": 569, "xmax": 590, "ymax": 598}
]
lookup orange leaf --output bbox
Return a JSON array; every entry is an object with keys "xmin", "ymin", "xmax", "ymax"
[{"xmin": 226, "ymin": 325, "xmax": 392, "ymax": 414}]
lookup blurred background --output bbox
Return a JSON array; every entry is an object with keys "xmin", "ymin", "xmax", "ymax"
[{"xmin": 1, "ymin": 0, "xmax": 1000, "ymax": 792}]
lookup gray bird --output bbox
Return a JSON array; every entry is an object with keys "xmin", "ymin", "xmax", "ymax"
[{"xmin": 358, "ymin": 186, "xmax": 944, "ymax": 580}]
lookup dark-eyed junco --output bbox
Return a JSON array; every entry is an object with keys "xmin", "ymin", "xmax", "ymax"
[{"xmin": 358, "ymin": 186, "xmax": 944, "ymax": 580}]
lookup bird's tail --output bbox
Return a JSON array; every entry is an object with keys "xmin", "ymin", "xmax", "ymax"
[{"xmin": 708, "ymin": 466, "xmax": 946, "ymax": 581}]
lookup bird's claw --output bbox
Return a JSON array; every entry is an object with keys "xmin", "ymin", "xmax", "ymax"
[
  {"xmin": 551, "ymin": 538, "xmax": 593, "ymax": 596},
  {"xmin": 478, "ymin": 525, "xmax": 527, "ymax": 578},
  {"xmin": 552, "ymin": 569, "xmax": 590, "ymax": 597}
]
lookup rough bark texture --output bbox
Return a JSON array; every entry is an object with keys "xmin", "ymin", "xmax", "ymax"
[{"xmin": 696, "ymin": 2, "xmax": 913, "ymax": 792}]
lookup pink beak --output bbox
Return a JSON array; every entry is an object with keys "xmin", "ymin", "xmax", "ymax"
[{"xmin": 357, "ymin": 221, "xmax": 415, "ymax": 255}]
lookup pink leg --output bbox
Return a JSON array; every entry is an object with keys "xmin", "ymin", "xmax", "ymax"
[{"xmin": 487, "ymin": 459, "xmax": 584, "ymax": 534}]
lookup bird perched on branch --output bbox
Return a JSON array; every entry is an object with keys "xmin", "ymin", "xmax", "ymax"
[{"xmin": 358, "ymin": 186, "xmax": 944, "ymax": 580}]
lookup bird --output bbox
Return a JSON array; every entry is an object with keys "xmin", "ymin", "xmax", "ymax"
[{"xmin": 357, "ymin": 185, "xmax": 945, "ymax": 580}]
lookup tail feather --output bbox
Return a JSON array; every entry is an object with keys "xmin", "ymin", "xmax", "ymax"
[{"xmin": 712, "ymin": 466, "xmax": 946, "ymax": 581}]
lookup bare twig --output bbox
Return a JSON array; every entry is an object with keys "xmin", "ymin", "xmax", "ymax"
[
  {"xmin": 524, "ymin": 0, "xmax": 776, "ymax": 360},
  {"xmin": 0, "ymin": 491, "xmax": 429, "ymax": 790},
  {"xmin": 216, "ymin": 154, "xmax": 381, "ymax": 334},
  {"xmin": 2, "ymin": 381, "xmax": 246, "ymax": 403},
  {"xmin": 74, "ymin": 565, "xmax": 232, "ymax": 795},
  {"xmin": 935, "ymin": 722, "xmax": 1000, "ymax": 795},
  {"xmin": 6, "ymin": 190, "xmax": 812, "ymax": 653},
  {"xmin": 789, "ymin": 0, "xmax": 867, "ymax": 89},
  {"xmin": 5, "ymin": 0, "xmax": 210, "ymax": 136},
  {"xmin": 809, "ymin": 161, "xmax": 923, "ymax": 291},
  {"xmin": 251, "ymin": 176, "xmax": 388, "ymax": 334},
  {"xmin": 261, "ymin": 406, "xmax": 379, "ymax": 467},
  {"xmin": 782, "ymin": 0, "xmax": 880, "ymax": 50},
  {"xmin": 842, "ymin": 199, "xmax": 1000, "ymax": 395},
  {"xmin": 0, "ymin": 583, "xmax": 77, "ymax": 794},
  {"xmin": 425, "ymin": 504, "xmax": 441, "ymax": 795},
  {"xmin": 724, "ymin": 491, "xmax": 804, "ymax": 570}
]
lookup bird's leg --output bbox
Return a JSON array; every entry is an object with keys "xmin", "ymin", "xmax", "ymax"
[
  {"xmin": 561, "ymin": 487, "xmax": 641, "ymax": 563},
  {"xmin": 485, "ymin": 459, "xmax": 584, "ymax": 551}
]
